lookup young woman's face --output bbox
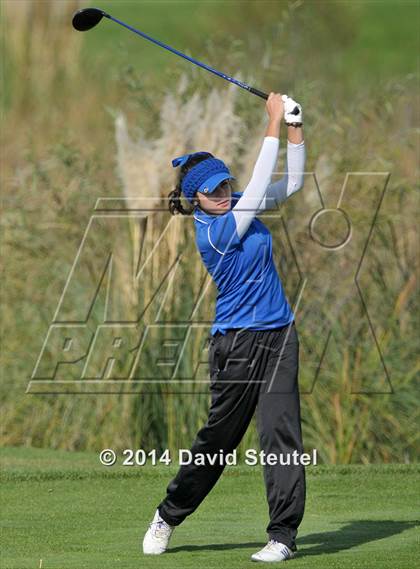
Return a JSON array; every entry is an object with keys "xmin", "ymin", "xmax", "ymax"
[{"xmin": 195, "ymin": 179, "xmax": 233, "ymax": 215}]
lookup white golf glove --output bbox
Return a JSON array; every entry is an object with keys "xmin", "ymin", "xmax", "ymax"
[{"xmin": 282, "ymin": 94, "xmax": 303, "ymax": 126}]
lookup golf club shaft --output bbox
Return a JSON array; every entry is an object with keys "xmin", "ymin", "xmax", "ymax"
[{"xmin": 103, "ymin": 13, "xmax": 269, "ymax": 100}]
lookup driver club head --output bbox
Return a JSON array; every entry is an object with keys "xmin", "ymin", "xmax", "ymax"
[{"xmin": 72, "ymin": 7, "xmax": 107, "ymax": 31}]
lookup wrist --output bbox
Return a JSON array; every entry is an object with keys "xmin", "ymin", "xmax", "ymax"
[
  {"xmin": 287, "ymin": 124, "xmax": 304, "ymax": 144},
  {"xmin": 265, "ymin": 117, "xmax": 281, "ymax": 138}
]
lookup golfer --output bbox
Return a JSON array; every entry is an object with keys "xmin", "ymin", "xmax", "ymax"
[{"xmin": 143, "ymin": 93, "xmax": 306, "ymax": 563}]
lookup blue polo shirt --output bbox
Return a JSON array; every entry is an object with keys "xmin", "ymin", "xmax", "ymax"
[{"xmin": 193, "ymin": 192, "xmax": 294, "ymax": 336}]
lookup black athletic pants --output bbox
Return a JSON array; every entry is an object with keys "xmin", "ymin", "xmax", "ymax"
[{"xmin": 158, "ymin": 320, "xmax": 306, "ymax": 551}]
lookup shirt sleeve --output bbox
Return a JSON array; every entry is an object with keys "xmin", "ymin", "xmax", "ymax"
[
  {"xmin": 231, "ymin": 136, "xmax": 280, "ymax": 239},
  {"xmin": 256, "ymin": 140, "xmax": 306, "ymax": 213}
]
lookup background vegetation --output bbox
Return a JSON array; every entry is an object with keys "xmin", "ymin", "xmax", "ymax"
[{"xmin": 1, "ymin": 0, "xmax": 419, "ymax": 463}]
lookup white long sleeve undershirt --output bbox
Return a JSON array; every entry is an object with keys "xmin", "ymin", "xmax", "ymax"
[{"xmin": 232, "ymin": 136, "xmax": 306, "ymax": 239}]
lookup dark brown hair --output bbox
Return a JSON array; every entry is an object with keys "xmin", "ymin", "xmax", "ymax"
[{"xmin": 168, "ymin": 152, "xmax": 214, "ymax": 215}]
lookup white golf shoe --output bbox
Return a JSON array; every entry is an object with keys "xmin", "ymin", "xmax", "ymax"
[
  {"xmin": 251, "ymin": 539, "xmax": 295, "ymax": 562},
  {"xmin": 142, "ymin": 509, "xmax": 175, "ymax": 555}
]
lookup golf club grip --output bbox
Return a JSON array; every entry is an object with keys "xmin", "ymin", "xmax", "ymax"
[{"xmin": 249, "ymin": 87, "xmax": 269, "ymax": 100}]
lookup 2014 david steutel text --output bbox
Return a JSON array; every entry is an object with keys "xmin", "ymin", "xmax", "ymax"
[{"xmin": 99, "ymin": 448, "xmax": 318, "ymax": 467}]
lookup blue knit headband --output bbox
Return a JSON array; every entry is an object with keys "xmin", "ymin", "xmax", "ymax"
[{"xmin": 172, "ymin": 153, "xmax": 235, "ymax": 203}]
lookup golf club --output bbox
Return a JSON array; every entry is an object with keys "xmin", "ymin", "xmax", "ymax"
[{"xmin": 72, "ymin": 7, "xmax": 301, "ymax": 121}]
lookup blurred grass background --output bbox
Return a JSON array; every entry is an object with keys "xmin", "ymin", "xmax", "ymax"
[{"xmin": 1, "ymin": 0, "xmax": 419, "ymax": 463}]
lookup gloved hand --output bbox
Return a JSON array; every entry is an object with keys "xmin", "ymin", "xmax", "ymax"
[{"xmin": 281, "ymin": 94, "xmax": 303, "ymax": 126}]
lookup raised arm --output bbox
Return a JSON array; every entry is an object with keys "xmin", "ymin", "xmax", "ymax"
[
  {"xmin": 231, "ymin": 93, "xmax": 283, "ymax": 238},
  {"xmin": 257, "ymin": 130, "xmax": 305, "ymax": 213}
]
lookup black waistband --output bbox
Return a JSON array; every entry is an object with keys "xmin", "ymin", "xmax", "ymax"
[{"xmin": 214, "ymin": 321, "xmax": 295, "ymax": 338}]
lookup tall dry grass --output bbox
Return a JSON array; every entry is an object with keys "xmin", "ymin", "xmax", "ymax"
[{"xmin": 2, "ymin": 0, "xmax": 83, "ymax": 107}]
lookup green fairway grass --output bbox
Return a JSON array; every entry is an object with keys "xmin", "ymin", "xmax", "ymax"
[{"xmin": 1, "ymin": 447, "xmax": 419, "ymax": 568}]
